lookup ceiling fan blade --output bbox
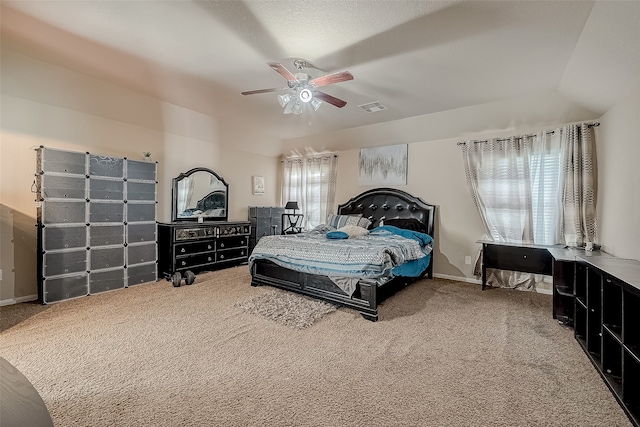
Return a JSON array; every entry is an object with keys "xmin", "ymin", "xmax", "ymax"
[
  {"xmin": 310, "ymin": 71, "xmax": 354, "ymax": 88},
  {"xmin": 241, "ymin": 87, "xmax": 287, "ymax": 95},
  {"xmin": 267, "ymin": 62, "xmax": 297, "ymax": 82},
  {"xmin": 314, "ymin": 91, "xmax": 347, "ymax": 108}
]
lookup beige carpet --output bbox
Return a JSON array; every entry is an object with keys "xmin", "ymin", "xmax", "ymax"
[{"xmin": 0, "ymin": 266, "xmax": 631, "ymax": 426}]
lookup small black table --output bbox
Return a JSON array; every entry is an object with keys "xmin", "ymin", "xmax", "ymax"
[{"xmin": 282, "ymin": 213, "xmax": 303, "ymax": 234}]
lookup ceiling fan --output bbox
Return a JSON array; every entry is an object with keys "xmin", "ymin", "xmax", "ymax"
[{"xmin": 241, "ymin": 60, "xmax": 353, "ymax": 114}]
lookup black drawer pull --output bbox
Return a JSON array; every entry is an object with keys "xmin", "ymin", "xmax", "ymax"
[{"xmin": 523, "ymin": 255, "xmax": 527, "ymax": 259}]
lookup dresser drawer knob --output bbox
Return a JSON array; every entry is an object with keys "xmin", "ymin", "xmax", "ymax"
[
  {"xmin": 180, "ymin": 248, "xmax": 186, "ymax": 253},
  {"xmin": 207, "ymin": 256, "xmax": 213, "ymax": 262},
  {"xmin": 523, "ymin": 255, "xmax": 527, "ymax": 259},
  {"xmin": 181, "ymin": 261, "xmax": 186, "ymax": 266},
  {"xmin": 207, "ymin": 245, "xmax": 212, "ymax": 250},
  {"xmin": 220, "ymin": 243, "xmax": 225, "ymax": 248}
]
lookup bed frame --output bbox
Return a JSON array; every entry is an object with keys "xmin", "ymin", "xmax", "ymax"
[{"xmin": 250, "ymin": 188, "xmax": 436, "ymax": 321}]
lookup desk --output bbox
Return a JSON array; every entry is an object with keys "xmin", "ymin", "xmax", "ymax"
[
  {"xmin": 479, "ymin": 240, "xmax": 564, "ymax": 290},
  {"xmin": 0, "ymin": 357, "xmax": 54, "ymax": 427},
  {"xmin": 282, "ymin": 213, "xmax": 303, "ymax": 235}
]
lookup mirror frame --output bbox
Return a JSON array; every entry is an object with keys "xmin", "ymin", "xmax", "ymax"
[{"xmin": 171, "ymin": 167, "xmax": 229, "ymax": 222}]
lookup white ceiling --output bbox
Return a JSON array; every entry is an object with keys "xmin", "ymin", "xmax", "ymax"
[{"xmin": 2, "ymin": 1, "xmax": 639, "ymax": 153}]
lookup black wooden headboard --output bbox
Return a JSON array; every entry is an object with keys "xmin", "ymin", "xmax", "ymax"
[{"xmin": 337, "ymin": 187, "xmax": 436, "ymax": 241}]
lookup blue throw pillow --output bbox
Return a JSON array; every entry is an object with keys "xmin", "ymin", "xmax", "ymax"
[{"xmin": 326, "ymin": 230, "xmax": 349, "ymax": 239}]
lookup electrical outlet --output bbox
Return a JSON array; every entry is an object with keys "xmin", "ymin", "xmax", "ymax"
[{"xmin": 465, "ymin": 256, "xmax": 472, "ymax": 265}]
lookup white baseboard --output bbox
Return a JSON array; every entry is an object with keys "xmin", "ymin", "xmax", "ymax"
[
  {"xmin": 433, "ymin": 273, "xmax": 482, "ymax": 285},
  {"xmin": 0, "ymin": 294, "xmax": 38, "ymax": 306}
]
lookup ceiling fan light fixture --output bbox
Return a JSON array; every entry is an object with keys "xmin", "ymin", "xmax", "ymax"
[
  {"xmin": 291, "ymin": 101, "xmax": 303, "ymax": 114},
  {"xmin": 283, "ymin": 99, "xmax": 295, "ymax": 114},
  {"xmin": 298, "ymin": 88, "xmax": 313, "ymax": 103},
  {"xmin": 311, "ymin": 98, "xmax": 322, "ymax": 111},
  {"xmin": 278, "ymin": 93, "xmax": 292, "ymax": 107}
]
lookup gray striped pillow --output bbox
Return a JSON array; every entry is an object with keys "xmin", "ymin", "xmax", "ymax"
[{"xmin": 326, "ymin": 214, "xmax": 372, "ymax": 229}]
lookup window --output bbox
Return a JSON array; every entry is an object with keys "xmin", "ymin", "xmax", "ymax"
[
  {"xmin": 465, "ymin": 132, "xmax": 565, "ymax": 245},
  {"xmin": 282, "ymin": 155, "xmax": 337, "ymax": 229}
]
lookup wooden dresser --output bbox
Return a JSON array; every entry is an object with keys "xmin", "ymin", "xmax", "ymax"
[{"xmin": 157, "ymin": 221, "xmax": 250, "ymax": 285}]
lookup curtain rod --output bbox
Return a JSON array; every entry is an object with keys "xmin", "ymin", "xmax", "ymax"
[
  {"xmin": 281, "ymin": 154, "xmax": 338, "ymax": 163},
  {"xmin": 456, "ymin": 122, "xmax": 600, "ymax": 146}
]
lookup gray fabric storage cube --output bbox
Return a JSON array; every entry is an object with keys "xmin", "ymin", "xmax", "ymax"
[
  {"xmin": 43, "ymin": 273, "xmax": 88, "ymax": 303},
  {"xmin": 90, "ymin": 225, "xmax": 125, "ymax": 247},
  {"xmin": 127, "ymin": 223, "xmax": 156, "ymax": 243},
  {"xmin": 127, "ymin": 203, "xmax": 155, "ymax": 222},
  {"xmin": 90, "ymin": 202, "xmax": 124, "ymax": 223},
  {"xmin": 127, "ymin": 264, "xmax": 157, "ymax": 285},
  {"xmin": 42, "ymin": 200, "xmax": 86, "ymax": 224},
  {"xmin": 43, "ymin": 225, "xmax": 87, "ymax": 251},
  {"xmin": 89, "ymin": 155, "xmax": 124, "ymax": 178},
  {"xmin": 41, "ymin": 175, "xmax": 86, "ymax": 199},
  {"xmin": 127, "ymin": 243, "xmax": 156, "ymax": 265},
  {"xmin": 90, "ymin": 247, "xmax": 125, "ymax": 270},
  {"xmin": 42, "ymin": 149, "xmax": 86, "ymax": 175},
  {"xmin": 127, "ymin": 181, "xmax": 155, "ymax": 201},
  {"xmin": 126, "ymin": 160, "xmax": 155, "ymax": 181},
  {"xmin": 90, "ymin": 269, "xmax": 125, "ymax": 294},
  {"xmin": 44, "ymin": 249, "xmax": 87, "ymax": 277},
  {"xmin": 90, "ymin": 178, "xmax": 124, "ymax": 200}
]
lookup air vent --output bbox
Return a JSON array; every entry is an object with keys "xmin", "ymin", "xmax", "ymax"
[{"xmin": 359, "ymin": 101, "xmax": 387, "ymax": 113}]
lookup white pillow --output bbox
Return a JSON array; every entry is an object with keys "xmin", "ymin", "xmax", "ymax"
[{"xmin": 338, "ymin": 224, "xmax": 370, "ymax": 238}]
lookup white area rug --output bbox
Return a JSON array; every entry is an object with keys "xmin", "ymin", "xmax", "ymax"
[{"xmin": 234, "ymin": 289, "xmax": 337, "ymax": 329}]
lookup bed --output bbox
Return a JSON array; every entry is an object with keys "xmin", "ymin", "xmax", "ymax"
[{"xmin": 249, "ymin": 188, "xmax": 436, "ymax": 321}]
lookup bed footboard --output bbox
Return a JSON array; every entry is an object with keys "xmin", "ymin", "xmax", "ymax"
[{"xmin": 251, "ymin": 260, "xmax": 380, "ymax": 321}]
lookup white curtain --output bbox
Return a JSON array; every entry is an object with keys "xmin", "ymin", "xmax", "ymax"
[
  {"xmin": 561, "ymin": 123, "xmax": 598, "ymax": 247},
  {"xmin": 462, "ymin": 136, "xmax": 534, "ymax": 243},
  {"xmin": 461, "ymin": 123, "xmax": 598, "ymax": 290},
  {"xmin": 281, "ymin": 155, "xmax": 338, "ymax": 229}
]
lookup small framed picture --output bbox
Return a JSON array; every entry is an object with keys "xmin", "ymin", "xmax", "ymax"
[{"xmin": 253, "ymin": 176, "xmax": 265, "ymax": 195}]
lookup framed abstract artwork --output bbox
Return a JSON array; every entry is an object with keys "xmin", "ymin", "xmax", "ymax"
[{"xmin": 358, "ymin": 144, "xmax": 408, "ymax": 186}]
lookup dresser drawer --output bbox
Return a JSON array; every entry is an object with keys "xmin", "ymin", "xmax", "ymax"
[
  {"xmin": 176, "ymin": 253, "xmax": 215, "ymax": 269},
  {"xmin": 217, "ymin": 236, "xmax": 248, "ymax": 250},
  {"xmin": 217, "ymin": 247, "xmax": 248, "ymax": 263},
  {"xmin": 484, "ymin": 245, "xmax": 552, "ymax": 275},
  {"xmin": 175, "ymin": 240, "xmax": 215, "ymax": 256}
]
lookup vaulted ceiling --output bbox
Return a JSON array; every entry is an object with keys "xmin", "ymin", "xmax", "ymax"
[{"xmin": 2, "ymin": 1, "xmax": 639, "ymax": 152}]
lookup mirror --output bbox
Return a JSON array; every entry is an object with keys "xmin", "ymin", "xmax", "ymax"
[{"xmin": 172, "ymin": 167, "xmax": 228, "ymax": 222}]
